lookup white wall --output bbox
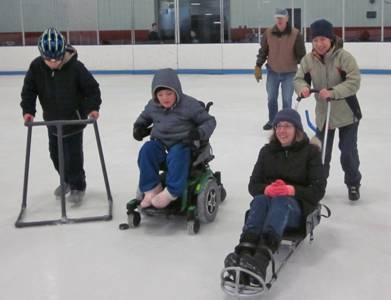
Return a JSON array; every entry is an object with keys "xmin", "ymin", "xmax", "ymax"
[{"xmin": 1, "ymin": 43, "xmax": 390, "ymax": 72}]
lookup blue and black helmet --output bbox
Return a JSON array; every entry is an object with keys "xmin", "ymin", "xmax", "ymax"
[{"xmin": 38, "ymin": 28, "xmax": 66, "ymax": 60}]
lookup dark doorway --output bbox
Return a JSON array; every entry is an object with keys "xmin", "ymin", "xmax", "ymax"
[
  {"xmin": 287, "ymin": 8, "xmax": 302, "ymax": 31},
  {"xmin": 179, "ymin": 0, "xmax": 227, "ymax": 43}
]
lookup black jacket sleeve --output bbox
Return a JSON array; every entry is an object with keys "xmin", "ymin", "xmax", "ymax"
[
  {"xmin": 20, "ymin": 65, "xmax": 38, "ymax": 116},
  {"xmin": 248, "ymin": 148, "xmax": 269, "ymax": 197},
  {"xmin": 77, "ymin": 62, "xmax": 102, "ymax": 113},
  {"xmin": 293, "ymin": 145, "xmax": 326, "ymax": 209}
]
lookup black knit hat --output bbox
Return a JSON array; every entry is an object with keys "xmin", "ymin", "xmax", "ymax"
[
  {"xmin": 311, "ymin": 19, "xmax": 334, "ymax": 40},
  {"xmin": 273, "ymin": 108, "xmax": 303, "ymax": 131}
]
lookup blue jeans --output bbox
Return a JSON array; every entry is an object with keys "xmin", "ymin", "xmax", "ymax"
[
  {"xmin": 265, "ymin": 68, "xmax": 295, "ymax": 124},
  {"xmin": 316, "ymin": 122, "xmax": 361, "ymax": 186},
  {"xmin": 242, "ymin": 195, "xmax": 302, "ymax": 240},
  {"xmin": 48, "ymin": 131, "xmax": 86, "ymax": 191},
  {"xmin": 138, "ymin": 140, "xmax": 191, "ymax": 197}
]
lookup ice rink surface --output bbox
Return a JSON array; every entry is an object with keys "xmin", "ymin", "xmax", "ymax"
[{"xmin": 0, "ymin": 74, "xmax": 390, "ymax": 300}]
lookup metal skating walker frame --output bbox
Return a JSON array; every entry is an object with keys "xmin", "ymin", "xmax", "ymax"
[{"xmin": 15, "ymin": 119, "xmax": 113, "ymax": 228}]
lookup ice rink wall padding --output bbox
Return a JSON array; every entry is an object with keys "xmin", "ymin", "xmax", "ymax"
[{"xmin": 1, "ymin": 43, "xmax": 391, "ymax": 75}]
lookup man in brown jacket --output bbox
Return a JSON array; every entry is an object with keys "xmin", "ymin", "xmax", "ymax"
[{"xmin": 255, "ymin": 8, "xmax": 306, "ymax": 130}]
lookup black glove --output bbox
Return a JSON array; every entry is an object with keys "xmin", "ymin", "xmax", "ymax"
[
  {"xmin": 188, "ymin": 129, "xmax": 201, "ymax": 141},
  {"xmin": 133, "ymin": 125, "xmax": 151, "ymax": 141}
]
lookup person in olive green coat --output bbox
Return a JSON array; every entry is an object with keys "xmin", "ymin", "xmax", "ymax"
[{"xmin": 294, "ymin": 19, "xmax": 362, "ymax": 201}]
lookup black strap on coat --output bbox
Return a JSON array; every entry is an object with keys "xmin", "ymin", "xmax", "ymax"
[{"xmin": 304, "ymin": 71, "xmax": 362, "ymax": 120}]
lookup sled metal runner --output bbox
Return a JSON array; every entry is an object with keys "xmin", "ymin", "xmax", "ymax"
[
  {"xmin": 220, "ymin": 239, "xmax": 301, "ymax": 298},
  {"xmin": 15, "ymin": 119, "xmax": 113, "ymax": 228},
  {"xmin": 221, "ymin": 204, "xmax": 331, "ymax": 298}
]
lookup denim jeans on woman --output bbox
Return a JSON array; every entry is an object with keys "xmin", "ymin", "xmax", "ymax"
[
  {"xmin": 138, "ymin": 140, "xmax": 191, "ymax": 197},
  {"xmin": 242, "ymin": 195, "xmax": 302, "ymax": 240},
  {"xmin": 265, "ymin": 67, "xmax": 296, "ymax": 125}
]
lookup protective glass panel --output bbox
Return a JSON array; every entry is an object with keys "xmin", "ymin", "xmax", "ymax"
[
  {"xmin": 0, "ymin": 0, "xmax": 23, "ymax": 46},
  {"xmin": 134, "ymin": 0, "xmax": 175, "ymax": 44},
  {"xmin": 305, "ymin": 0, "xmax": 343, "ymax": 42},
  {"xmin": 21, "ymin": 0, "xmax": 67, "ymax": 46},
  {"xmin": 65, "ymin": 0, "xmax": 99, "ymax": 45},
  {"xmin": 225, "ymin": 0, "xmax": 261, "ymax": 43},
  {"xmin": 97, "ymin": 0, "xmax": 132, "ymax": 45},
  {"xmin": 383, "ymin": 0, "xmax": 391, "ymax": 41},
  {"xmin": 345, "ymin": 0, "xmax": 381, "ymax": 42}
]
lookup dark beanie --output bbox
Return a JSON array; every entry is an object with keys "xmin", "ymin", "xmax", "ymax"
[
  {"xmin": 311, "ymin": 19, "xmax": 334, "ymax": 40},
  {"xmin": 273, "ymin": 108, "xmax": 303, "ymax": 131}
]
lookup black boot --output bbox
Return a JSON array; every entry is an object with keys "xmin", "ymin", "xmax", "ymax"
[
  {"xmin": 238, "ymin": 232, "xmax": 280, "ymax": 286},
  {"xmin": 224, "ymin": 243, "xmax": 257, "ymax": 285},
  {"xmin": 239, "ymin": 247, "xmax": 271, "ymax": 284},
  {"xmin": 223, "ymin": 232, "xmax": 259, "ymax": 284},
  {"xmin": 348, "ymin": 185, "xmax": 360, "ymax": 201},
  {"xmin": 263, "ymin": 232, "xmax": 281, "ymax": 253},
  {"xmin": 224, "ymin": 252, "xmax": 240, "ymax": 268}
]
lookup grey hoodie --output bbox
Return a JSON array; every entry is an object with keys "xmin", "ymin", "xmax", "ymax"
[{"xmin": 134, "ymin": 68, "xmax": 216, "ymax": 147}]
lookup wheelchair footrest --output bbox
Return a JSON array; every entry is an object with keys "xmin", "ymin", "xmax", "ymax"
[{"xmin": 140, "ymin": 200, "xmax": 183, "ymax": 216}]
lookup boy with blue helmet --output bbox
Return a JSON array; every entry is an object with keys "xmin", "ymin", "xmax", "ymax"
[
  {"xmin": 38, "ymin": 28, "xmax": 66, "ymax": 60},
  {"xmin": 20, "ymin": 28, "xmax": 102, "ymax": 203}
]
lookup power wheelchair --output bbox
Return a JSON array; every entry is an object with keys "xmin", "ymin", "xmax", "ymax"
[{"xmin": 121, "ymin": 102, "xmax": 226, "ymax": 234}]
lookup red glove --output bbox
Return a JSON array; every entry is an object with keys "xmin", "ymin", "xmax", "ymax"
[{"xmin": 264, "ymin": 179, "xmax": 295, "ymax": 197}]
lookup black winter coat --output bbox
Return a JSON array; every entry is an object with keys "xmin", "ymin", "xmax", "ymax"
[
  {"xmin": 20, "ymin": 47, "xmax": 102, "ymax": 135},
  {"xmin": 248, "ymin": 137, "xmax": 326, "ymax": 218}
]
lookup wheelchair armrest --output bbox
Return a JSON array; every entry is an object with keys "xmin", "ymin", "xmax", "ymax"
[
  {"xmin": 206, "ymin": 101, "xmax": 213, "ymax": 112},
  {"xmin": 197, "ymin": 100, "xmax": 213, "ymax": 112},
  {"xmin": 192, "ymin": 142, "xmax": 214, "ymax": 166}
]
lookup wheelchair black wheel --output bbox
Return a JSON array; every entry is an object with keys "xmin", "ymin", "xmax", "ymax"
[
  {"xmin": 220, "ymin": 185, "xmax": 227, "ymax": 202},
  {"xmin": 197, "ymin": 179, "xmax": 220, "ymax": 223},
  {"xmin": 128, "ymin": 212, "xmax": 141, "ymax": 228}
]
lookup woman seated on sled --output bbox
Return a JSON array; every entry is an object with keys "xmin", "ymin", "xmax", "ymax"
[{"xmin": 224, "ymin": 108, "xmax": 326, "ymax": 286}]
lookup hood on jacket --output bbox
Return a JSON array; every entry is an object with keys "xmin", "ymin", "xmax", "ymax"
[
  {"xmin": 151, "ymin": 68, "xmax": 183, "ymax": 104},
  {"xmin": 58, "ymin": 45, "xmax": 77, "ymax": 69}
]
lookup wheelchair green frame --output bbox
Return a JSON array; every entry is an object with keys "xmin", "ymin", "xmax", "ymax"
[{"xmin": 125, "ymin": 156, "xmax": 225, "ymax": 234}]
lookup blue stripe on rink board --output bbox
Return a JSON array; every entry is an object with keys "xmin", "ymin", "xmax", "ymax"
[{"xmin": 1, "ymin": 69, "xmax": 391, "ymax": 76}]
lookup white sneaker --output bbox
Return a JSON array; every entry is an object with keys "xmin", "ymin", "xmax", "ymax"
[
  {"xmin": 140, "ymin": 185, "xmax": 163, "ymax": 208},
  {"xmin": 69, "ymin": 190, "xmax": 85, "ymax": 203},
  {"xmin": 54, "ymin": 183, "xmax": 70, "ymax": 199},
  {"xmin": 151, "ymin": 188, "xmax": 177, "ymax": 209}
]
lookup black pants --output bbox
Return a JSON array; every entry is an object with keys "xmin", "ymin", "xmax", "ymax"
[
  {"xmin": 316, "ymin": 122, "xmax": 361, "ymax": 187},
  {"xmin": 48, "ymin": 130, "xmax": 86, "ymax": 191}
]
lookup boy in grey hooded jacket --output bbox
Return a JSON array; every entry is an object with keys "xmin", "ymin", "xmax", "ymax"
[{"xmin": 133, "ymin": 68, "xmax": 216, "ymax": 208}]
